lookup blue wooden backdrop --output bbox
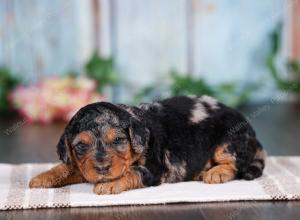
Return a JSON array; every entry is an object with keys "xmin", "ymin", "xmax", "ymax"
[{"xmin": 0, "ymin": 0, "xmax": 288, "ymax": 101}]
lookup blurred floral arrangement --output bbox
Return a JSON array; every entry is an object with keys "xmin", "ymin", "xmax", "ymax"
[
  {"xmin": 266, "ymin": 23, "xmax": 300, "ymax": 97},
  {"xmin": 0, "ymin": 52, "xmax": 119, "ymax": 123},
  {"xmin": 134, "ymin": 70, "xmax": 258, "ymax": 108},
  {"xmin": 10, "ymin": 76, "xmax": 104, "ymax": 123}
]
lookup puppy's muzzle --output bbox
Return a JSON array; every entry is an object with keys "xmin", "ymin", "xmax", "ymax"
[{"xmin": 94, "ymin": 165, "xmax": 111, "ymax": 175}]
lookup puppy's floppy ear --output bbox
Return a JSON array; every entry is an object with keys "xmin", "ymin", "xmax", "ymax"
[
  {"xmin": 56, "ymin": 131, "xmax": 71, "ymax": 164},
  {"xmin": 56, "ymin": 113, "xmax": 80, "ymax": 164},
  {"xmin": 129, "ymin": 118, "xmax": 150, "ymax": 154}
]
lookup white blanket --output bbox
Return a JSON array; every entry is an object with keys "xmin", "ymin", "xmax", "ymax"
[{"xmin": 1, "ymin": 156, "xmax": 300, "ymax": 210}]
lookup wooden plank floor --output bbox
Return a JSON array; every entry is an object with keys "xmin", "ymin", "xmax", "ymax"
[{"xmin": 0, "ymin": 103, "xmax": 300, "ymax": 220}]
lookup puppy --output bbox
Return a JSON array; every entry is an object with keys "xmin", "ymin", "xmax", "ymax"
[{"xmin": 29, "ymin": 95, "xmax": 266, "ymax": 194}]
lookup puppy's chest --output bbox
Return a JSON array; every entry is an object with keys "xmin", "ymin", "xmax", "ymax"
[{"xmin": 159, "ymin": 150, "xmax": 187, "ymax": 183}]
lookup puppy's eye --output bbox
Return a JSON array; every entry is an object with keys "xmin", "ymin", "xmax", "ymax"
[
  {"xmin": 75, "ymin": 142, "xmax": 89, "ymax": 154},
  {"xmin": 112, "ymin": 137, "xmax": 126, "ymax": 145}
]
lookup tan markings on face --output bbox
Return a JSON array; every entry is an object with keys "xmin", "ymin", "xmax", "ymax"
[
  {"xmin": 107, "ymin": 142, "xmax": 134, "ymax": 179},
  {"xmin": 73, "ymin": 127, "xmax": 146, "ymax": 183},
  {"xmin": 74, "ymin": 137, "xmax": 138, "ymax": 182},
  {"xmin": 79, "ymin": 131, "xmax": 93, "ymax": 145},
  {"xmin": 101, "ymin": 127, "xmax": 145, "ymax": 180},
  {"xmin": 71, "ymin": 131, "xmax": 99, "ymax": 182},
  {"xmin": 103, "ymin": 128, "xmax": 117, "ymax": 143},
  {"xmin": 72, "ymin": 131, "xmax": 94, "ymax": 147},
  {"xmin": 73, "ymin": 149, "xmax": 99, "ymax": 183}
]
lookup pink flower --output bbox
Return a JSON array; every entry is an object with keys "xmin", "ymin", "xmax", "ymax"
[{"xmin": 10, "ymin": 76, "xmax": 105, "ymax": 123}]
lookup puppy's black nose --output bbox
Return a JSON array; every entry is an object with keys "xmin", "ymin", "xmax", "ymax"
[
  {"xmin": 95, "ymin": 151, "xmax": 109, "ymax": 162},
  {"xmin": 96, "ymin": 142, "xmax": 109, "ymax": 162},
  {"xmin": 95, "ymin": 166, "xmax": 110, "ymax": 174}
]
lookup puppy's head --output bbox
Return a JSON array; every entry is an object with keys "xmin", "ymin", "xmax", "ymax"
[{"xmin": 56, "ymin": 102, "xmax": 149, "ymax": 183}]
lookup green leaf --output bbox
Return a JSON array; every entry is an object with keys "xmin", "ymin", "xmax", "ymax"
[
  {"xmin": 214, "ymin": 82, "xmax": 259, "ymax": 107},
  {"xmin": 169, "ymin": 70, "xmax": 214, "ymax": 97},
  {"xmin": 266, "ymin": 23, "xmax": 300, "ymax": 96},
  {"xmin": 270, "ymin": 22, "xmax": 282, "ymax": 54},
  {"xmin": 287, "ymin": 61, "xmax": 300, "ymax": 77},
  {"xmin": 0, "ymin": 67, "xmax": 21, "ymax": 114},
  {"xmin": 134, "ymin": 69, "xmax": 258, "ymax": 108},
  {"xmin": 85, "ymin": 52, "xmax": 119, "ymax": 92}
]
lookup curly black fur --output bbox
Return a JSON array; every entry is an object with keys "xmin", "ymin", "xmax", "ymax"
[{"xmin": 57, "ymin": 95, "xmax": 266, "ymax": 186}]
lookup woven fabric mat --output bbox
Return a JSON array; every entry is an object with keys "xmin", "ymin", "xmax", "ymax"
[{"xmin": 1, "ymin": 156, "xmax": 300, "ymax": 210}]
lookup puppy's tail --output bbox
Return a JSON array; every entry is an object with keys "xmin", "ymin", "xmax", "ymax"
[{"xmin": 242, "ymin": 141, "xmax": 267, "ymax": 180}]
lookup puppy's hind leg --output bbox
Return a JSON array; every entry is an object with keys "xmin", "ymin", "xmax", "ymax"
[
  {"xmin": 29, "ymin": 163, "xmax": 86, "ymax": 188},
  {"xmin": 200, "ymin": 138, "xmax": 266, "ymax": 184},
  {"xmin": 242, "ymin": 141, "xmax": 266, "ymax": 180}
]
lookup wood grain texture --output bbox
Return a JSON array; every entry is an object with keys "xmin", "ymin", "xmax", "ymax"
[{"xmin": 0, "ymin": 202, "xmax": 300, "ymax": 220}]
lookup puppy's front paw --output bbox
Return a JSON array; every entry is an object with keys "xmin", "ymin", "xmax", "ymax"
[
  {"xmin": 29, "ymin": 173, "xmax": 59, "ymax": 188},
  {"xmin": 203, "ymin": 165, "xmax": 235, "ymax": 184},
  {"xmin": 94, "ymin": 181, "xmax": 127, "ymax": 195}
]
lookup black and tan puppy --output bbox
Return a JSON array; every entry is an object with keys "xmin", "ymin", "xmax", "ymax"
[{"xmin": 29, "ymin": 95, "xmax": 266, "ymax": 194}]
